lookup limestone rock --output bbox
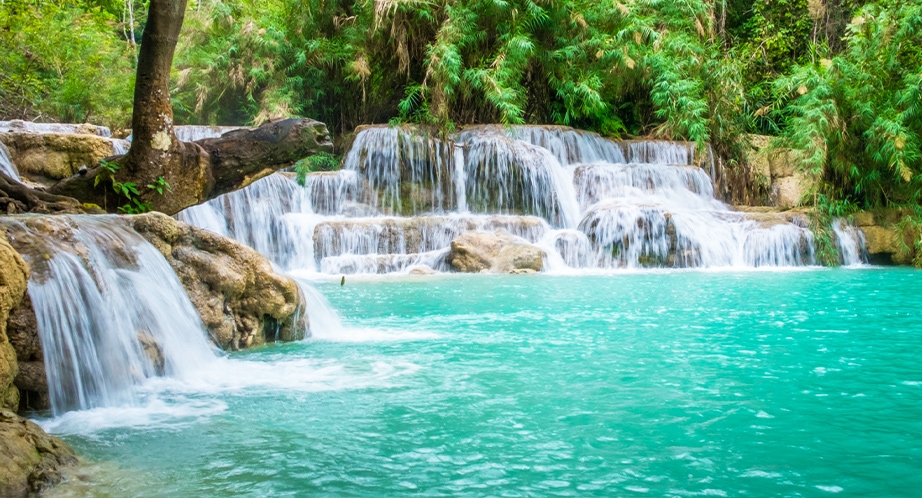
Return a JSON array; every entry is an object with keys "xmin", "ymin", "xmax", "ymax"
[
  {"xmin": 128, "ymin": 212, "xmax": 308, "ymax": 349},
  {"xmin": 737, "ymin": 206, "xmax": 811, "ymax": 228},
  {"xmin": 0, "ymin": 230, "xmax": 75, "ymax": 496},
  {"xmin": 447, "ymin": 231, "xmax": 545, "ymax": 273},
  {"xmin": 852, "ymin": 209, "xmax": 917, "ymax": 265},
  {"xmin": 770, "ymin": 175, "xmax": 812, "ymax": 209},
  {"xmin": 0, "ymin": 132, "xmax": 117, "ymax": 187},
  {"xmin": 745, "ymin": 134, "xmax": 815, "ymax": 209},
  {"xmin": 137, "ymin": 331, "xmax": 165, "ymax": 375},
  {"xmin": 0, "ymin": 229, "xmax": 28, "ymax": 411},
  {"xmin": 861, "ymin": 226, "xmax": 900, "ymax": 260},
  {"xmin": 408, "ymin": 265, "xmax": 436, "ymax": 275},
  {"xmin": 0, "ymin": 410, "xmax": 77, "ymax": 497}
]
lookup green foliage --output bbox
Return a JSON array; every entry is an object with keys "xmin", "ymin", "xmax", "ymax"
[
  {"xmin": 894, "ymin": 214, "xmax": 922, "ymax": 267},
  {"xmin": 2, "ymin": 0, "xmax": 919, "ymax": 225},
  {"xmin": 773, "ymin": 1, "xmax": 922, "ymax": 214},
  {"xmin": 0, "ymin": 0, "xmax": 136, "ymax": 127},
  {"xmin": 93, "ymin": 159, "xmax": 170, "ymax": 213},
  {"xmin": 294, "ymin": 152, "xmax": 341, "ymax": 186},
  {"xmin": 147, "ymin": 176, "xmax": 172, "ymax": 196}
]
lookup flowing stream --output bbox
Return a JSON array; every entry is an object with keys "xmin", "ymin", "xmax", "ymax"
[{"xmin": 178, "ymin": 125, "xmax": 867, "ymax": 273}]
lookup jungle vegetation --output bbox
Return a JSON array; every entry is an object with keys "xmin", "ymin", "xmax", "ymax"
[{"xmin": 0, "ymin": 0, "xmax": 920, "ymax": 221}]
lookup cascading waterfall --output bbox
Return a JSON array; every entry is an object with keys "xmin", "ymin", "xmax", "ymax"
[
  {"xmin": 456, "ymin": 128, "xmax": 581, "ymax": 227},
  {"xmin": 0, "ymin": 120, "xmax": 112, "ymax": 137},
  {"xmin": 177, "ymin": 124, "xmax": 822, "ymax": 274},
  {"xmin": 0, "ymin": 140, "xmax": 19, "ymax": 180},
  {"xmin": 0, "ymin": 216, "xmax": 217, "ymax": 415},
  {"xmin": 110, "ymin": 138, "xmax": 129, "ymax": 155},
  {"xmin": 173, "ymin": 125, "xmax": 252, "ymax": 142},
  {"xmin": 832, "ymin": 218, "xmax": 869, "ymax": 266},
  {"xmin": 125, "ymin": 125, "xmax": 251, "ymax": 144},
  {"xmin": 343, "ymin": 126, "xmax": 456, "ymax": 214},
  {"xmin": 315, "ymin": 215, "xmax": 549, "ymax": 274},
  {"xmin": 178, "ymin": 173, "xmax": 321, "ymax": 269}
]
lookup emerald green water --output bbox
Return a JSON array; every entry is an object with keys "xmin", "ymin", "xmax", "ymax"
[{"xmin": 47, "ymin": 269, "xmax": 922, "ymax": 497}]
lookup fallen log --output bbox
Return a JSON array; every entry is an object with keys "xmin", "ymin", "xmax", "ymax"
[{"xmin": 46, "ymin": 118, "xmax": 332, "ymax": 215}]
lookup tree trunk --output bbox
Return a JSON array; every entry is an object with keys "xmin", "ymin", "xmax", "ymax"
[
  {"xmin": 43, "ymin": 0, "xmax": 332, "ymax": 215},
  {"xmin": 125, "ymin": 0, "xmax": 187, "ymax": 175},
  {"xmin": 48, "ymin": 119, "xmax": 332, "ymax": 214}
]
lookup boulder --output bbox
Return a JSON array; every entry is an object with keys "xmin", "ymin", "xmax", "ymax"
[
  {"xmin": 447, "ymin": 231, "xmax": 545, "ymax": 273},
  {"xmin": 0, "ymin": 410, "xmax": 77, "ymax": 497},
  {"xmin": 861, "ymin": 225, "xmax": 899, "ymax": 258},
  {"xmin": 128, "ymin": 212, "xmax": 308, "ymax": 349},
  {"xmin": 408, "ymin": 265, "xmax": 437, "ymax": 275},
  {"xmin": 770, "ymin": 175, "xmax": 812, "ymax": 210},
  {"xmin": 0, "ymin": 132, "xmax": 118, "ymax": 187}
]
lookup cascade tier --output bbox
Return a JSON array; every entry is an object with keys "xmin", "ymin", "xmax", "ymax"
[{"xmin": 178, "ymin": 124, "xmax": 867, "ymax": 273}]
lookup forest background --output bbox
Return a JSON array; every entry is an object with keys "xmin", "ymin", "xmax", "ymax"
[{"xmin": 0, "ymin": 0, "xmax": 920, "ymax": 230}]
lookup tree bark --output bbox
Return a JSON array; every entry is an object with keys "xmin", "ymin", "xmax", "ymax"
[
  {"xmin": 125, "ymin": 0, "xmax": 187, "ymax": 175},
  {"xmin": 0, "ymin": 172, "xmax": 89, "ymax": 214},
  {"xmin": 41, "ymin": 0, "xmax": 332, "ymax": 215},
  {"xmin": 47, "ymin": 119, "xmax": 332, "ymax": 214}
]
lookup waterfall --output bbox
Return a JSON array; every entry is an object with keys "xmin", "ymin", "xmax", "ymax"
[
  {"xmin": 0, "ymin": 120, "xmax": 112, "ymax": 137},
  {"xmin": 177, "ymin": 124, "xmax": 822, "ymax": 273},
  {"xmin": 833, "ymin": 218, "xmax": 869, "ymax": 266},
  {"xmin": 314, "ymin": 214, "xmax": 549, "ymax": 274},
  {"xmin": 173, "ymin": 125, "xmax": 252, "ymax": 142},
  {"xmin": 176, "ymin": 174, "xmax": 320, "ymax": 269},
  {"xmin": 0, "ymin": 216, "xmax": 218, "ymax": 415},
  {"xmin": 0, "ymin": 140, "xmax": 19, "ymax": 180},
  {"xmin": 456, "ymin": 128, "xmax": 581, "ymax": 227},
  {"xmin": 109, "ymin": 138, "xmax": 130, "ymax": 156},
  {"xmin": 343, "ymin": 126, "xmax": 456, "ymax": 215}
]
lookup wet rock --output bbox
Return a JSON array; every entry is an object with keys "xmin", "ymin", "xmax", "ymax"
[
  {"xmin": 128, "ymin": 212, "xmax": 308, "ymax": 350},
  {"xmin": 737, "ymin": 206, "xmax": 811, "ymax": 228},
  {"xmin": 0, "ymin": 132, "xmax": 118, "ymax": 187},
  {"xmin": 0, "ymin": 410, "xmax": 77, "ymax": 497},
  {"xmin": 0, "ymin": 229, "xmax": 28, "ymax": 411},
  {"xmin": 447, "ymin": 231, "xmax": 545, "ymax": 273},
  {"xmin": 137, "ymin": 331, "xmax": 165, "ymax": 375},
  {"xmin": 0, "ymin": 230, "xmax": 75, "ymax": 495},
  {"xmin": 849, "ymin": 209, "xmax": 917, "ymax": 265},
  {"xmin": 408, "ymin": 265, "xmax": 437, "ymax": 275}
]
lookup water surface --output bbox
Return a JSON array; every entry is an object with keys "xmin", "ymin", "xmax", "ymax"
[{"xmin": 47, "ymin": 269, "xmax": 922, "ymax": 497}]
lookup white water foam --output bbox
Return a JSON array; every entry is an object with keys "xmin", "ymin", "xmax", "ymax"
[
  {"xmin": 832, "ymin": 218, "xmax": 868, "ymax": 266},
  {"xmin": 1, "ymin": 216, "xmax": 218, "ymax": 414},
  {"xmin": 176, "ymin": 124, "xmax": 822, "ymax": 273},
  {"xmin": 0, "ymin": 120, "xmax": 111, "ymax": 137}
]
